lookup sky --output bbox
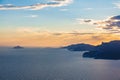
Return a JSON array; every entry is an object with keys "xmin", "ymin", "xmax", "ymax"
[{"xmin": 0, "ymin": 0, "xmax": 120, "ymax": 47}]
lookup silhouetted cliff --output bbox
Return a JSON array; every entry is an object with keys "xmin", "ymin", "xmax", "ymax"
[{"xmin": 83, "ymin": 40, "xmax": 120, "ymax": 60}]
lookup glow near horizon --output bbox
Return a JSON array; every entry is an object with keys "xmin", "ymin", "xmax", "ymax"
[{"xmin": 0, "ymin": 0, "xmax": 120, "ymax": 47}]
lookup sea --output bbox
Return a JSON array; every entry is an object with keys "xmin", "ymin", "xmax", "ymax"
[{"xmin": 0, "ymin": 48, "xmax": 120, "ymax": 80}]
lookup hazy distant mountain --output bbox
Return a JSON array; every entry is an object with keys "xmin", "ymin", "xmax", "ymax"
[
  {"xmin": 63, "ymin": 43, "xmax": 95, "ymax": 51},
  {"xmin": 83, "ymin": 40, "xmax": 120, "ymax": 60},
  {"xmin": 13, "ymin": 46, "xmax": 24, "ymax": 49}
]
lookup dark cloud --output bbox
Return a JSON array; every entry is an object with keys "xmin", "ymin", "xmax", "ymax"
[{"xmin": 84, "ymin": 20, "xmax": 92, "ymax": 23}]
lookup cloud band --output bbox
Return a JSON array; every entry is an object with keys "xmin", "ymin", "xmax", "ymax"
[
  {"xmin": 0, "ymin": 0, "xmax": 73, "ymax": 10},
  {"xmin": 78, "ymin": 15, "xmax": 120, "ymax": 33}
]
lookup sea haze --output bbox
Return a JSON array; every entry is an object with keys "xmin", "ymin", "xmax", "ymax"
[{"xmin": 0, "ymin": 48, "xmax": 120, "ymax": 80}]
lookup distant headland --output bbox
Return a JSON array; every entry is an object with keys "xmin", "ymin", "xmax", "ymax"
[{"xmin": 63, "ymin": 43, "xmax": 95, "ymax": 51}]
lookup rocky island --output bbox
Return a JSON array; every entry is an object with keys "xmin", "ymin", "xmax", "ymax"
[{"xmin": 13, "ymin": 46, "xmax": 24, "ymax": 49}]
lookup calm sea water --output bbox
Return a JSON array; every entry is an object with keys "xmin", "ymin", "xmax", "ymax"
[{"xmin": 0, "ymin": 48, "xmax": 120, "ymax": 80}]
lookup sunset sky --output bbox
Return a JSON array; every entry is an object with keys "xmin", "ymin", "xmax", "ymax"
[{"xmin": 0, "ymin": 0, "xmax": 120, "ymax": 47}]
